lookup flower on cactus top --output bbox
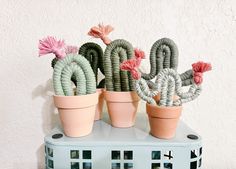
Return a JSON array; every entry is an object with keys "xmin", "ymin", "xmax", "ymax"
[
  {"xmin": 65, "ymin": 45, "xmax": 78, "ymax": 54},
  {"xmin": 88, "ymin": 23, "xmax": 114, "ymax": 45},
  {"xmin": 192, "ymin": 61, "xmax": 212, "ymax": 85},
  {"xmin": 38, "ymin": 36, "xmax": 66, "ymax": 59},
  {"xmin": 134, "ymin": 48, "xmax": 145, "ymax": 65},
  {"xmin": 120, "ymin": 58, "xmax": 141, "ymax": 80}
]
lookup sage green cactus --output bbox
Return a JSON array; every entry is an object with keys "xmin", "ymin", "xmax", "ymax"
[
  {"xmin": 79, "ymin": 42, "xmax": 105, "ymax": 88},
  {"xmin": 142, "ymin": 38, "xmax": 179, "ymax": 80},
  {"xmin": 135, "ymin": 68, "xmax": 201, "ymax": 106},
  {"xmin": 53, "ymin": 54, "xmax": 96, "ymax": 96},
  {"xmin": 104, "ymin": 39, "xmax": 135, "ymax": 91}
]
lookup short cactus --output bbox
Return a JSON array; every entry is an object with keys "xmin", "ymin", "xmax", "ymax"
[
  {"xmin": 104, "ymin": 39, "xmax": 135, "ymax": 91},
  {"xmin": 142, "ymin": 38, "xmax": 179, "ymax": 80},
  {"xmin": 121, "ymin": 54, "xmax": 212, "ymax": 106},
  {"xmin": 53, "ymin": 54, "xmax": 96, "ymax": 96},
  {"xmin": 79, "ymin": 42, "xmax": 105, "ymax": 88}
]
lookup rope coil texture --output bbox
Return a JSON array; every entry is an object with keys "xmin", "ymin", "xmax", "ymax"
[
  {"xmin": 53, "ymin": 54, "xmax": 96, "ymax": 96},
  {"xmin": 104, "ymin": 39, "xmax": 135, "ymax": 91}
]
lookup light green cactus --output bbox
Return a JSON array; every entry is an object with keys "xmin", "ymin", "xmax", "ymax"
[
  {"xmin": 135, "ymin": 68, "xmax": 201, "ymax": 106},
  {"xmin": 104, "ymin": 39, "xmax": 135, "ymax": 91},
  {"xmin": 53, "ymin": 54, "xmax": 96, "ymax": 96}
]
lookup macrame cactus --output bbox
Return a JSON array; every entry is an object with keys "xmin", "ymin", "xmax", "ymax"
[
  {"xmin": 121, "ymin": 53, "xmax": 212, "ymax": 106},
  {"xmin": 142, "ymin": 38, "xmax": 179, "ymax": 80},
  {"xmin": 104, "ymin": 39, "xmax": 135, "ymax": 91},
  {"xmin": 79, "ymin": 42, "xmax": 105, "ymax": 88},
  {"xmin": 53, "ymin": 54, "xmax": 96, "ymax": 96}
]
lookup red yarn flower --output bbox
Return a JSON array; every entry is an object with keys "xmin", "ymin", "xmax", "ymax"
[
  {"xmin": 192, "ymin": 61, "xmax": 212, "ymax": 85},
  {"xmin": 120, "ymin": 49, "xmax": 145, "ymax": 80},
  {"xmin": 38, "ymin": 36, "xmax": 66, "ymax": 59},
  {"xmin": 88, "ymin": 24, "xmax": 114, "ymax": 45}
]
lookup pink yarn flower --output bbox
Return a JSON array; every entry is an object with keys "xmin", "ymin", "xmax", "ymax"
[
  {"xmin": 88, "ymin": 24, "xmax": 114, "ymax": 45},
  {"xmin": 120, "ymin": 58, "xmax": 141, "ymax": 80},
  {"xmin": 65, "ymin": 45, "xmax": 78, "ymax": 54},
  {"xmin": 38, "ymin": 36, "xmax": 66, "ymax": 59},
  {"xmin": 134, "ymin": 48, "xmax": 145, "ymax": 65},
  {"xmin": 192, "ymin": 61, "xmax": 212, "ymax": 85}
]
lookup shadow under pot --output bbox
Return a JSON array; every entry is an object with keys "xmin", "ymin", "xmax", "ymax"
[
  {"xmin": 94, "ymin": 88, "xmax": 105, "ymax": 121},
  {"xmin": 53, "ymin": 92, "xmax": 98, "ymax": 137},
  {"xmin": 146, "ymin": 103, "xmax": 182, "ymax": 139},
  {"xmin": 104, "ymin": 91, "xmax": 140, "ymax": 128}
]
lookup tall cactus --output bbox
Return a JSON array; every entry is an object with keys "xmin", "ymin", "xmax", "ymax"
[
  {"xmin": 136, "ymin": 69, "xmax": 201, "ymax": 106},
  {"xmin": 104, "ymin": 39, "xmax": 135, "ymax": 91},
  {"xmin": 142, "ymin": 38, "xmax": 179, "ymax": 80},
  {"xmin": 79, "ymin": 42, "xmax": 105, "ymax": 88},
  {"xmin": 53, "ymin": 54, "xmax": 96, "ymax": 96}
]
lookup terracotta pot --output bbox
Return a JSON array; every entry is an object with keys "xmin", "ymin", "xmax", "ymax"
[
  {"xmin": 104, "ymin": 91, "xmax": 140, "ymax": 128},
  {"xmin": 94, "ymin": 88, "xmax": 105, "ymax": 121},
  {"xmin": 53, "ymin": 92, "xmax": 98, "ymax": 137},
  {"xmin": 146, "ymin": 103, "xmax": 182, "ymax": 139}
]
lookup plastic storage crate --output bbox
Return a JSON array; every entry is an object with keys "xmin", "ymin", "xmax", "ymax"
[{"xmin": 44, "ymin": 114, "xmax": 202, "ymax": 169}]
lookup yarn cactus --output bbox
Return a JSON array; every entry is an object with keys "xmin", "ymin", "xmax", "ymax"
[
  {"xmin": 104, "ymin": 39, "xmax": 135, "ymax": 91},
  {"xmin": 136, "ymin": 69, "xmax": 202, "ymax": 106},
  {"xmin": 79, "ymin": 42, "xmax": 105, "ymax": 88},
  {"xmin": 141, "ymin": 38, "xmax": 179, "ymax": 80},
  {"xmin": 53, "ymin": 54, "xmax": 96, "ymax": 96}
]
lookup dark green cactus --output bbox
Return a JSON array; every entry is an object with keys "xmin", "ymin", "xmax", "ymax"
[
  {"xmin": 142, "ymin": 38, "xmax": 179, "ymax": 80},
  {"xmin": 79, "ymin": 42, "xmax": 105, "ymax": 88},
  {"xmin": 104, "ymin": 39, "xmax": 135, "ymax": 91},
  {"xmin": 53, "ymin": 54, "xmax": 96, "ymax": 96}
]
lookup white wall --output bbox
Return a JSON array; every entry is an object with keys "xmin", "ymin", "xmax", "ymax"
[{"xmin": 0, "ymin": 0, "xmax": 235, "ymax": 168}]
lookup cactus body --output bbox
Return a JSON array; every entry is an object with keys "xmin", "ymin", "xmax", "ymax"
[
  {"xmin": 135, "ymin": 68, "xmax": 201, "ymax": 106},
  {"xmin": 53, "ymin": 54, "xmax": 96, "ymax": 96},
  {"xmin": 104, "ymin": 39, "xmax": 135, "ymax": 91},
  {"xmin": 79, "ymin": 42, "xmax": 105, "ymax": 88},
  {"xmin": 142, "ymin": 38, "xmax": 179, "ymax": 80}
]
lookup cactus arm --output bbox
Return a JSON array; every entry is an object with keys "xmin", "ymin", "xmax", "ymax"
[
  {"xmin": 104, "ymin": 39, "xmax": 134, "ymax": 91},
  {"xmin": 174, "ymin": 84, "xmax": 202, "ymax": 106},
  {"xmin": 142, "ymin": 38, "xmax": 179, "ymax": 80},
  {"xmin": 61, "ymin": 64, "xmax": 86, "ymax": 96},
  {"xmin": 53, "ymin": 54, "xmax": 96, "ymax": 96},
  {"xmin": 79, "ymin": 42, "xmax": 104, "ymax": 87},
  {"xmin": 180, "ymin": 69, "xmax": 193, "ymax": 86},
  {"xmin": 135, "ymin": 78, "xmax": 158, "ymax": 105}
]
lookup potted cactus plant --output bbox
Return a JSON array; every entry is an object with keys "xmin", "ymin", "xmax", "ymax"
[
  {"xmin": 121, "ymin": 52, "xmax": 212, "ymax": 139},
  {"xmin": 38, "ymin": 36, "xmax": 98, "ymax": 137},
  {"xmin": 51, "ymin": 41, "xmax": 105, "ymax": 121},
  {"xmin": 88, "ymin": 24, "xmax": 140, "ymax": 127},
  {"xmin": 79, "ymin": 42, "xmax": 105, "ymax": 120}
]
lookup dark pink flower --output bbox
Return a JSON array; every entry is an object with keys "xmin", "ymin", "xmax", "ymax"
[{"xmin": 192, "ymin": 61, "xmax": 212, "ymax": 85}]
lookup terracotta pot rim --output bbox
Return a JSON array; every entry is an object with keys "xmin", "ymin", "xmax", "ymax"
[
  {"xmin": 54, "ymin": 92, "xmax": 98, "ymax": 108},
  {"xmin": 146, "ymin": 103, "xmax": 182, "ymax": 118},
  {"xmin": 104, "ymin": 90, "xmax": 140, "ymax": 102}
]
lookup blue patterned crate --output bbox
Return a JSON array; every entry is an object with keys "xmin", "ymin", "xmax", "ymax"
[{"xmin": 44, "ymin": 114, "xmax": 202, "ymax": 169}]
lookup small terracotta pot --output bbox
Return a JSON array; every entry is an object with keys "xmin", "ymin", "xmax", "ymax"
[
  {"xmin": 146, "ymin": 103, "xmax": 182, "ymax": 139},
  {"xmin": 53, "ymin": 92, "xmax": 98, "ymax": 137},
  {"xmin": 104, "ymin": 91, "xmax": 140, "ymax": 128},
  {"xmin": 94, "ymin": 88, "xmax": 105, "ymax": 121}
]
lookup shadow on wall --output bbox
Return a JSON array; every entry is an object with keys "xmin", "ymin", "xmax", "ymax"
[
  {"xmin": 32, "ymin": 79, "xmax": 60, "ymax": 134},
  {"xmin": 36, "ymin": 144, "xmax": 44, "ymax": 169}
]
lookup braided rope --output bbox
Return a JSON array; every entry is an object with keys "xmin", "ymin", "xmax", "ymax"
[
  {"xmin": 142, "ymin": 38, "xmax": 178, "ymax": 80},
  {"xmin": 134, "ymin": 78, "xmax": 158, "ymax": 105},
  {"xmin": 155, "ymin": 69, "xmax": 201, "ymax": 106},
  {"xmin": 79, "ymin": 42, "xmax": 105, "ymax": 88},
  {"xmin": 104, "ymin": 39, "xmax": 135, "ymax": 91},
  {"xmin": 53, "ymin": 54, "xmax": 96, "ymax": 96}
]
